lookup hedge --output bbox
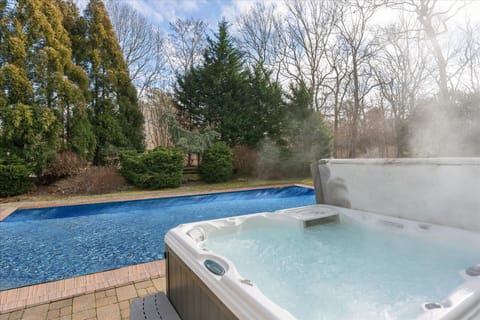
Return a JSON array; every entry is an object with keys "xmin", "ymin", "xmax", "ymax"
[
  {"xmin": 120, "ymin": 147, "xmax": 183, "ymax": 189},
  {"xmin": 200, "ymin": 142, "xmax": 233, "ymax": 183},
  {"xmin": 0, "ymin": 160, "xmax": 32, "ymax": 197}
]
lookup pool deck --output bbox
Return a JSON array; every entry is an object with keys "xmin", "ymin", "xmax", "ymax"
[
  {"xmin": 1, "ymin": 275, "xmax": 166, "ymax": 320},
  {"xmin": 0, "ymin": 260, "xmax": 165, "ymax": 315},
  {"xmin": 0, "ymin": 183, "xmax": 314, "ymax": 318}
]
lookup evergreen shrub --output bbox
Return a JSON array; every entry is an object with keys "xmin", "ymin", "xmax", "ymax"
[
  {"xmin": 0, "ymin": 157, "xmax": 32, "ymax": 197},
  {"xmin": 120, "ymin": 147, "xmax": 183, "ymax": 189},
  {"xmin": 200, "ymin": 142, "xmax": 233, "ymax": 183}
]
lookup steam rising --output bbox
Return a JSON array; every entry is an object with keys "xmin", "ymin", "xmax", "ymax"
[
  {"xmin": 408, "ymin": 98, "xmax": 480, "ymax": 157},
  {"xmin": 254, "ymin": 113, "xmax": 331, "ymax": 179}
]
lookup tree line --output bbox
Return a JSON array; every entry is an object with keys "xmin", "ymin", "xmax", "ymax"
[
  {"xmin": 2, "ymin": 0, "xmax": 479, "ymax": 183},
  {"xmin": 173, "ymin": 20, "xmax": 331, "ymax": 176},
  {"xmin": 122, "ymin": 0, "xmax": 479, "ymax": 160},
  {"xmin": 235, "ymin": 0, "xmax": 480, "ymax": 158}
]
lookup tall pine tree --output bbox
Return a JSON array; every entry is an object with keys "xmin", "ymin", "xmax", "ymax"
[
  {"xmin": 175, "ymin": 21, "xmax": 286, "ymax": 147},
  {"xmin": 284, "ymin": 82, "xmax": 331, "ymax": 174},
  {"xmin": 246, "ymin": 64, "xmax": 285, "ymax": 146},
  {"xmin": 55, "ymin": 0, "xmax": 96, "ymax": 160},
  {"xmin": 199, "ymin": 20, "xmax": 249, "ymax": 145},
  {"xmin": 82, "ymin": 0, "xmax": 143, "ymax": 163},
  {"xmin": 0, "ymin": 0, "xmax": 96, "ymax": 173},
  {"xmin": 174, "ymin": 67, "xmax": 204, "ymax": 131}
]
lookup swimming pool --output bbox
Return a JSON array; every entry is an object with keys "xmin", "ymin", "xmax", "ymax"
[{"xmin": 0, "ymin": 186, "xmax": 314, "ymax": 290}]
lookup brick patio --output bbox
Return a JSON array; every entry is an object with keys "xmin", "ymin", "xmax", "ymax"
[{"xmin": 0, "ymin": 276, "xmax": 166, "ymax": 320}]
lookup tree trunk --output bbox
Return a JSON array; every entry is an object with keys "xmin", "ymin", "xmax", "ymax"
[
  {"xmin": 348, "ymin": 54, "xmax": 360, "ymax": 158},
  {"xmin": 422, "ymin": 19, "xmax": 449, "ymax": 100}
]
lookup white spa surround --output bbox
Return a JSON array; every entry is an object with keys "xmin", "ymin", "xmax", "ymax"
[{"xmin": 165, "ymin": 205, "xmax": 480, "ymax": 320}]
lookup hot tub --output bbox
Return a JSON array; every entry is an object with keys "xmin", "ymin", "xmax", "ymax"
[
  {"xmin": 165, "ymin": 158, "xmax": 480, "ymax": 319},
  {"xmin": 165, "ymin": 205, "xmax": 480, "ymax": 320}
]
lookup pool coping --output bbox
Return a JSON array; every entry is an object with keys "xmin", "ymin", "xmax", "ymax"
[
  {"xmin": 0, "ymin": 259, "xmax": 165, "ymax": 314},
  {"xmin": 0, "ymin": 183, "xmax": 313, "ymax": 222},
  {"xmin": 0, "ymin": 206, "xmax": 17, "ymax": 221}
]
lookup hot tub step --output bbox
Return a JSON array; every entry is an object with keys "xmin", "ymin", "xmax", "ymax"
[{"xmin": 130, "ymin": 292, "xmax": 181, "ymax": 320}]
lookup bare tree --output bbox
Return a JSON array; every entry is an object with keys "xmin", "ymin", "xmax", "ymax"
[
  {"xmin": 236, "ymin": 2, "xmax": 284, "ymax": 81},
  {"xmin": 323, "ymin": 37, "xmax": 350, "ymax": 157},
  {"xmin": 390, "ymin": 0, "xmax": 464, "ymax": 100},
  {"xmin": 337, "ymin": 0, "xmax": 382, "ymax": 157},
  {"xmin": 106, "ymin": 0, "xmax": 167, "ymax": 97},
  {"xmin": 374, "ymin": 16, "xmax": 430, "ymax": 156},
  {"xmin": 280, "ymin": 0, "xmax": 341, "ymax": 112},
  {"xmin": 167, "ymin": 17, "xmax": 207, "ymax": 76},
  {"xmin": 456, "ymin": 21, "xmax": 480, "ymax": 94}
]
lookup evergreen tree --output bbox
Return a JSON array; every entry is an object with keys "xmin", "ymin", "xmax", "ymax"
[
  {"xmin": 55, "ymin": 0, "xmax": 96, "ymax": 160},
  {"xmin": 0, "ymin": 0, "xmax": 95, "ymax": 173},
  {"xmin": 82, "ymin": 0, "xmax": 144, "ymax": 163},
  {"xmin": 200, "ymin": 20, "xmax": 248, "ymax": 140},
  {"xmin": 175, "ymin": 21, "xmax": 285, "ymax": 147},
  {"xmin": 55, "ymin": 0, "xmax": 88, "ymax": 65},
  {"xmin": 246, "ymin": 65, "xmax": 285, "ymax": 146},
  {"xmin": 174, "ymin": 67, "xmax": 204, "ymax": 130},
  {"xmin": 284, "ymin": 82, "xmax": 331, "ymax": 174},
  {"xmin": 286, "ymin": 80, "xmax": 313, "ymax": 121},
  {"xmin": 176, "ymin": 20, "xmax": 248, "ymax": 145},
  {"xmin": 258, "ymin": 81, "xmax": 331, "ymax": 178},
  {"xmin": 0, "ymin": 1, "xmax": 6, "ymax": 63}
]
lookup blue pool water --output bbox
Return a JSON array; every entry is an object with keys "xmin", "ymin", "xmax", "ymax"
[{"xmin": 0, "ymin": 186, "xmax": 314, "ymax": 290}]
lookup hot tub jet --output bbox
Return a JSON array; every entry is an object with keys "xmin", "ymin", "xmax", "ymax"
[{"xmin": 466, "ymin": 264, "xmax": 480, "ymax": 277}]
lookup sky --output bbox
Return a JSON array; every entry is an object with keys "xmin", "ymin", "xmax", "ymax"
[
  {"xmin": 75, "ymin": 0, "xmax": 262, "ymax": 32},
  {"xmin": 75, "ymin": 0, "xmax": 480, "ymax": 36}
]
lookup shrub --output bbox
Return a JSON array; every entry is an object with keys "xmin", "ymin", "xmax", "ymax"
[
  {"xmin": 200, "ymin": 142, "xmax": 233, "ymax": 183},
  {"xmin": 42, "ymin": 151, "xmax": 87, "ymax": 182},
  {"xmin": 120, "ymin": 147, "xmax": 183, "ymax": 189},
  {"xmin": 0, "ymin": 157, "xmax": 32, "ymax": 197},
  {"xmin": 47, "ymin": 166, "xmax": 127, "ymax": 195}
]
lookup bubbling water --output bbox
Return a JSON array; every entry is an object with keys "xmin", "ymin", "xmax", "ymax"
[{"xmin": 206, "ymin": 221, "xmax": 480, "ymax": 320}]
